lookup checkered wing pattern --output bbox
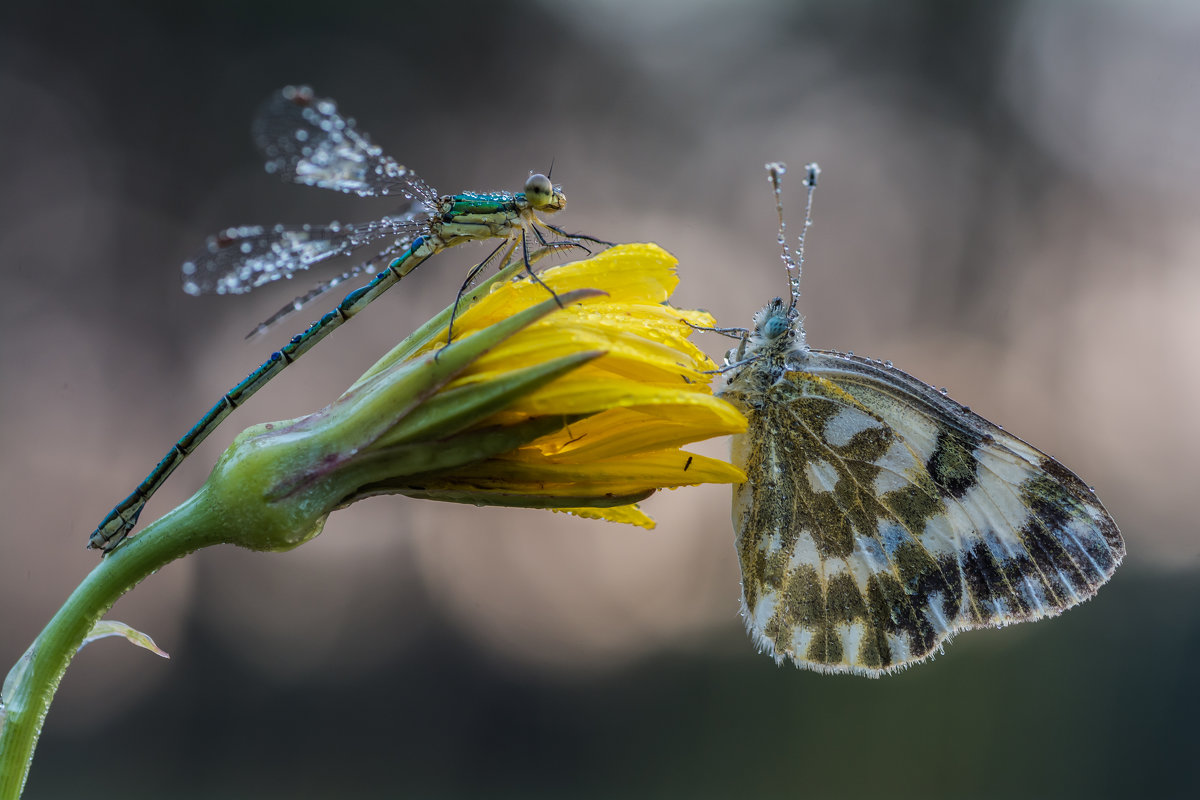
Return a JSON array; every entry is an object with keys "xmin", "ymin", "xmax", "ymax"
[{"xmin": 719, "ymin": 301, "xmax": 1123, "ymax": 676}]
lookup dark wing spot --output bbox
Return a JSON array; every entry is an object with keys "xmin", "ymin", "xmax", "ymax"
[{"xmin": 927, "ymin": 428, "xmax": 980, "ymax": 498}]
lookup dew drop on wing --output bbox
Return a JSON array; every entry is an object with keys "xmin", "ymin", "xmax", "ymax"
[{"xmin": 884, "ymin": 360, "xmax": 893, "ymax": 368}]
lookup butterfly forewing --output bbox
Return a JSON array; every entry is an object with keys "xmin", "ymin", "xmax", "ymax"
[{"xmin": 721, "ymin": 312, "xmax": 1123, "ymax": 676}]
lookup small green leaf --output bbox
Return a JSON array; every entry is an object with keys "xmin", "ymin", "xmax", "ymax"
[{"xmin": 81, "ymin": 621, "xmax": 170, "ymax": 659}]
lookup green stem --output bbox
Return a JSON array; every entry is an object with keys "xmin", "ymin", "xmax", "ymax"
[{"xmin": 0, "ymin": 490, "xmax": 228, "ymax": 799}]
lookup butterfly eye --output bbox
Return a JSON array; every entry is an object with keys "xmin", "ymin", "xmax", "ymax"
[
  {"xmin": 762, "ymin": 314, "xmax": 789, "ymax": 340},
  {"xmin": 524, "ymin": 173, "xmax": 555, "ymax": 208}
]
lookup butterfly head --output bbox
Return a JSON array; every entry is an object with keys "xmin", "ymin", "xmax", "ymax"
[
  {"xmin": 721, "ymin": 297, "xmax": 807, "ymax": 374},
  {"xmin": 749, "ymin": 296, "xmax": 806, "ymax": 356}
]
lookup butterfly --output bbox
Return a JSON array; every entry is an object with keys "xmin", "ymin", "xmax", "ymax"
[{"xmin": 715, "ymin": 163, "xmax": 1124, "ymax": 676}]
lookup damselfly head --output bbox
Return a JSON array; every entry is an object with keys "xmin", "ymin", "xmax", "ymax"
[{"xmin": 523, "ymin": 172, "xmax": 565, "ymax": 213}]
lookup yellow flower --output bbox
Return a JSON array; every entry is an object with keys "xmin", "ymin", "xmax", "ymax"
[
  {"xmin": 168, "ymin": 243, "xmax": 745, "ymax": 554},
  {"xmin": 339, "ymin": 243, "xmax": 747, "ymax": 529}
]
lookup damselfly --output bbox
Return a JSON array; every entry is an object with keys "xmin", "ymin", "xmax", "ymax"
[{"xmin": 88, "ymin": 85, "xmax": 603, "ymax": 552}]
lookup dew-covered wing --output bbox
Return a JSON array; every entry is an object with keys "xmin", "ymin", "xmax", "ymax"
[
  {"xmin": 252, "ymin": 85, "xmax": 438, "ymax": 204},
  {"xmin": 181, "ymin": 216, "xmax": 420, "ymax": 296},
  {"xmin": 245, "ymin": 237, "xmax": 411, "ymax": 336},
  {"xmin": 725, "ymin": 349, "xmax": 1123, "ymax": 676}
]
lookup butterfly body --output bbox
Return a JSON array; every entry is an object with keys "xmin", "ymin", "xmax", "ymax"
[{"xmin": 718, "ymin": 296, "xmax": 1124, "ymax": 676}]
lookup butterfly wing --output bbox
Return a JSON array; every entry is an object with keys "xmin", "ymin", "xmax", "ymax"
[{"xmin": 726, "ymin": 348, "xmax": 1123, "ymax": 676}]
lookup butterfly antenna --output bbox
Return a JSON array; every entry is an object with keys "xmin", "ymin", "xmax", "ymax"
[
  {"xmin": 793, "ymin": 163, "xmax": 820, "ymax": 314},
  {"xmin": 766, "ymin": 162, "xmax": 800, "ymax": 313}
]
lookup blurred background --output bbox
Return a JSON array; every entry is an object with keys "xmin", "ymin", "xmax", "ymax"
[{"xmin": 2, "ymin": 1, "xmax": 1197, "ymax": 797}]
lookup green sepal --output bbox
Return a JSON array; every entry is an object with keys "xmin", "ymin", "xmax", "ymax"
[
  {"xmin": 373, "ymin": 350, "xmax": 606, "ymax": 449},
  {"xmin": 339, "ymin": 414, "xmax": 596, "ymax": 505}
]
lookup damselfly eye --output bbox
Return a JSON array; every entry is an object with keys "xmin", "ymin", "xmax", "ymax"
[{"xmin": 524, "ymin": 173, "xmax": 554, "ymax": 208}]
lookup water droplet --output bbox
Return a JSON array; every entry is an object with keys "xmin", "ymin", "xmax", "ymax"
[{"xmin": 884, "ymin": 360, "xmax": 893, "ymax": 368}]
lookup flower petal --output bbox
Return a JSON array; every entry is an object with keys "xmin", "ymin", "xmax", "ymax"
[{"xmin": 553, "ymin": 504, "xmax": 658, "ymax": 529}]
